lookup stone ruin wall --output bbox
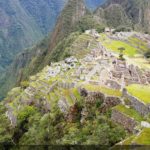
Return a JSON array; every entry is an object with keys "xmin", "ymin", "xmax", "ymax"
[
  {"xmin": 58, "ymin": 82, "xmax": 75, "ymax": 89},
  {"xmin": 78, "ymin": 88, "xmax": 121, "ymax": 110},
  {"xmin": 111, "ymin": 109, "xmax": 137, "ymax": 132},
  {"xmin": 123, "ymin": 89, "xmax": 150, "ymax": 116},
  {"xmin": 101, "ymin": 96, "xmax": 121, "ymax": 113},
  {"xmin": 105, "ymin": 79, "xmax": 121, "ymax": 90}
]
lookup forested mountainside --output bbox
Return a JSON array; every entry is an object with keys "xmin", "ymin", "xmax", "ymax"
[
  {"xmin": 0, "ymin": 0, "xmax": 150, "ymax": 147},
  {"xmin": 0, "ymin": 0, "xmax": 89, "ymax": 99},
  {"xmin": 0, "ymin": 0, "xmax": 106, "ymax": 73},
  {"xmin": 0, "ymin": 0, "xmax": 66, "ymax": 73},
  {"xmin": 103, "ymin": 0, "xmax": 150, "ymax": 32}
]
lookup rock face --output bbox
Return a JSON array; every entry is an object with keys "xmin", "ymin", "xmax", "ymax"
[
  {"xmin": 104, "ymin": 4, "xmax": 131, "ymax": 28},
  {"xmin": 103, "ymin": 0, "xmax": 150, "ymax": 32},
  {"xmin": 111, "ymin": 109, "xmax": 137, "ymax": 132},
  {"xmin": 48, "ymin": 0, "xmax": 87, "ymax": 53},
  {"xmin": 85, "ymin": 92, "xmax": 105, "ymax": 104}
]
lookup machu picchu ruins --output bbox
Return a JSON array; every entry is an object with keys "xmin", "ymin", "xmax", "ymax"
[{"xmin": 2, "ymin": 27, "xmax": 149, "ymax": 146}]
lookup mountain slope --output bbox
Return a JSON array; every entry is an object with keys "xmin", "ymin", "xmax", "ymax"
[
  {"xmin": 0, "ymin": 0, "xmax": 150, "ymax": 146},
  {"xmin": 0, "ymin": 0, "xmax": 106, "ymax": 78},
  {"xmin": 0, "ymin": 31, "xmax": 128, "ymax": 145},
  {"xmin": 0, "ymin": 0, "xmax": 88, "ymax": 99},
  {"xmin": 0, "ymin": 0, "xmax": 66, "ymax": 72},
  {"xmin": 103, "ymin": 0, "xmax": 150, "ymax": 32},
  {"xmin": 104, "ymin": 4, "xmax": 132, "ymax": 28}
]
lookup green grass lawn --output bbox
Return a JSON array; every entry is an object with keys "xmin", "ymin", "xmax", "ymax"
[
  {"xmin": 127, "ymin": 84, "xmax": 150, "ymax": 104},
  {"xmin": 102, "ymin": 40, "xmax": 137, "ymax": 57},
  {"xmin": 98, "ymin": 34, "xmax": 140, "ymax": 57},
  {"xmin": 113, "ymin": 104, "xmax": 143, "ymax": 122},
  {"xmin": 122, "ymin": 136, "xmax": 135, "ymax": 145},
  {"xmin": 128, "ymin": 36, "xmax": 148, "ymax": 52},
  {"xmin": 63, "ymin": 89, "xmax": 74, "ymax": 105},
  {"xmin": 83, "ymin": 84, "xmax": 122, "ymax": 97},
  {"xmin": 133, "ymin": 128, "xmax": 150, "ymax": 145},
  {"xmin": 72, "ymin": 88, "xmax": 81, "ymax": 101},
  {"xmin": 122, "ymin": 128, "xmax": 150, "ymax": 145}
]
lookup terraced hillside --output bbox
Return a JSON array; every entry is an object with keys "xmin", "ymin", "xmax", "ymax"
[
  {"xmin": 98, "ymin": 32, "xmax": 150, "ymax": 69},
  {"xmin": 0, "ymin": 30, "xmax": 150, "ymax": 145}
]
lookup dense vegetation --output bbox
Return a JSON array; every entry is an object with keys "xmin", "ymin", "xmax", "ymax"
[
  {"xmin": 0, "ymin": 95, "xmax": 126, "ymax": 146},
  {"xmin": 0, "ymin": 0, "xmax": 66, "ymax": 73}
]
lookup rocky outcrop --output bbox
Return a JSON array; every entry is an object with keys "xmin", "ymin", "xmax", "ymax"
[
  {"xmin": 67, "ymin": 103, "xmax": 81, "ymax": 122},
  {"xmin": 5, "ymin": 106, "xmax": 17, "ymax": 128}
]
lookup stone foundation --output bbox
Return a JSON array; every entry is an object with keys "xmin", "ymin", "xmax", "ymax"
[
  {"xmin": 101, "ymin": 96, "xmax": 121, "ymax": 112},
  {"xmin": 111, "ymin": 109, "xmax": 137, "ymax": 132},
  {"xmin": 123, "ymin": 89, "xmax": 150, "ymax": 116},
  {"xmin": 58, "ymin": 82, "xmax": 75, "ymax": 89},
  {"xmin": 105, "ymin": 80, "xmax": 121, "ymax": 90}
]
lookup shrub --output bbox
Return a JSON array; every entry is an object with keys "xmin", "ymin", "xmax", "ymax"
[
  {"xmin": 20, "ymin": 81, "xmax": 29, "ymax": 89},
  {"xmin": 18, "ymin": 106, "xmax": 37, "ymax": 123}
]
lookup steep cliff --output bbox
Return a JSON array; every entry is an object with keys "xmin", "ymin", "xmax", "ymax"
[{"xmin": 0, "ymin": 0, "xmax": 66, "ymax": 73}]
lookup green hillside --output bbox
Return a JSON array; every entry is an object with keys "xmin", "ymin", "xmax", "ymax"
[{"xmin": 0, "ymin": 0, "xmax": 66, "ymax": 73}]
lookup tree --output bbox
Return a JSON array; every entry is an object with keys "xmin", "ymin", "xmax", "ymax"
[
  {"xmin": 118, "ymin": 47, "xmax": 125, "ymax": 60},
  {"xmin": 0, "ymin": 104, "xmax": 14, "ymax": 144},
  {"xmin": 20, "ymin": 81, "xmax": 29, "ymax": 89}
]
